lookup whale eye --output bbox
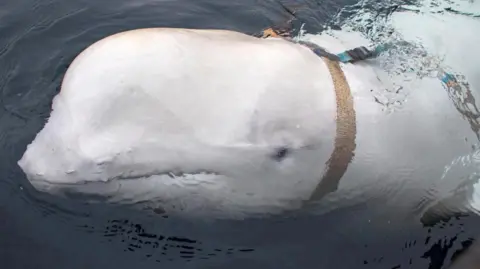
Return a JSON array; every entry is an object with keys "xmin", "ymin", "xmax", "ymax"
[{"xmin": 271, "ymin": 146, "xmax": 290, "ymax": 162}]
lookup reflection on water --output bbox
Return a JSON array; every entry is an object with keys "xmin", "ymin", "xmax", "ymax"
[
  {"xmin": 439, "ymin": 71, "xmax": 480, "ymax": 140},
  {"xmin": 1, "ymin": 0, "xmax": 480, "ymax": 268},
  {"xmin": 80, "ymin": 219, "xmax": 255, "ymax": 262}
]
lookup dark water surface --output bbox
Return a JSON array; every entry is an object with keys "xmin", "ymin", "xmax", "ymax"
[{"xmin": 2, "ymin": 0, "xmax": 480, "ymax": 268}]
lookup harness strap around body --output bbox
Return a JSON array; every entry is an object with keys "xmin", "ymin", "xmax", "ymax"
[
  {"xmin": 259, "ymin": 28, "xmax": 357, "ymax": 202},
  {"xmin": 308, "ymin": 57, "xmax": 356, "ymax": 201},
  {"xmin": 259, "ymin": 27, "xmax": 470, "ymax": 203}
]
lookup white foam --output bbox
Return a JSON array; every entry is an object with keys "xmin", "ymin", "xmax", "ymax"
[
  {"xmin": 391, "ymin": 3, "xmax": 480, "ymax": 92},
  {"xmin": 472, "ymin": 180, "xmax": 480, "ymax": 213}
]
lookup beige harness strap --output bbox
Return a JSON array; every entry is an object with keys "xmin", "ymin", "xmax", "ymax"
[
  {"xmin": 308, "ymin": 57, "xmax": 357, "ymax": 201},
  {"xmin": 260, "ymin": 27, "xmax": 357, "ymax": 202}
]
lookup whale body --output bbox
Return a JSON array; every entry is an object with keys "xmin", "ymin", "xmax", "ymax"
[{"xmin": 17, "ymin": 27, "xmax": 480, "ymax": 219}]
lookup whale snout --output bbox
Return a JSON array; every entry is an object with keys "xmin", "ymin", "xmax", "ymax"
[
  {"xmin": 18, "ymin": 145, "xmax": 49, "ymax": 181},
  {"xmin": 17, "ymin": 127, "xmax": 84, "ymax": 190},
  {"xmin": 17, "ymin": 154, "xmax": 64, "ymax": 197},
  {"xmin": 18, "ymin": 139, "xmax": 109, "ymax": 200},
  {"xmin": 17, "ymin": 139, "xmax": 66, "ymax": 194}
]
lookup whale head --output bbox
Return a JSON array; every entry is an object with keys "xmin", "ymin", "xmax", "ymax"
[
  {"xmin": 16, "ymin": 28, "xmax": 350, "ymax": 216},
  {"xmin": 17, "ymin": 91, "xmax": 334, "ymax": 215}
]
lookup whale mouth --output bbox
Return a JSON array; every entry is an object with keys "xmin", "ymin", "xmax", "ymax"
[
  {"xmin": 112, "ymin": 169, "xmax": 222, "ymax": 181},
  {"xmin": 27, "ymin": 169, "xmax": 224, "ymax": 203},
  {"xmin": 27, "ymin": 177, "xmax": 122, "ymax": 202}
]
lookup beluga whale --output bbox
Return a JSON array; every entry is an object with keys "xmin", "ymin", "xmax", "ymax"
[{"xmin": 17, "ymin": 21, "xmax": 480, "ymax": 220}]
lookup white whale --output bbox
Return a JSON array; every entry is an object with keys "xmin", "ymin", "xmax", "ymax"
[{"xmin": 17, "ymin": 24, "xmax": 480, "ymax": 219}]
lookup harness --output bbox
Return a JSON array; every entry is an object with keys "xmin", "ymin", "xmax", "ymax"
[
  {"xmin": 259, "ymin": 28, "xmax": 464, "ymax": 202},
  {"xmin": 260, "ymin": 29, "xmax": 365, "ymax": 201}
]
